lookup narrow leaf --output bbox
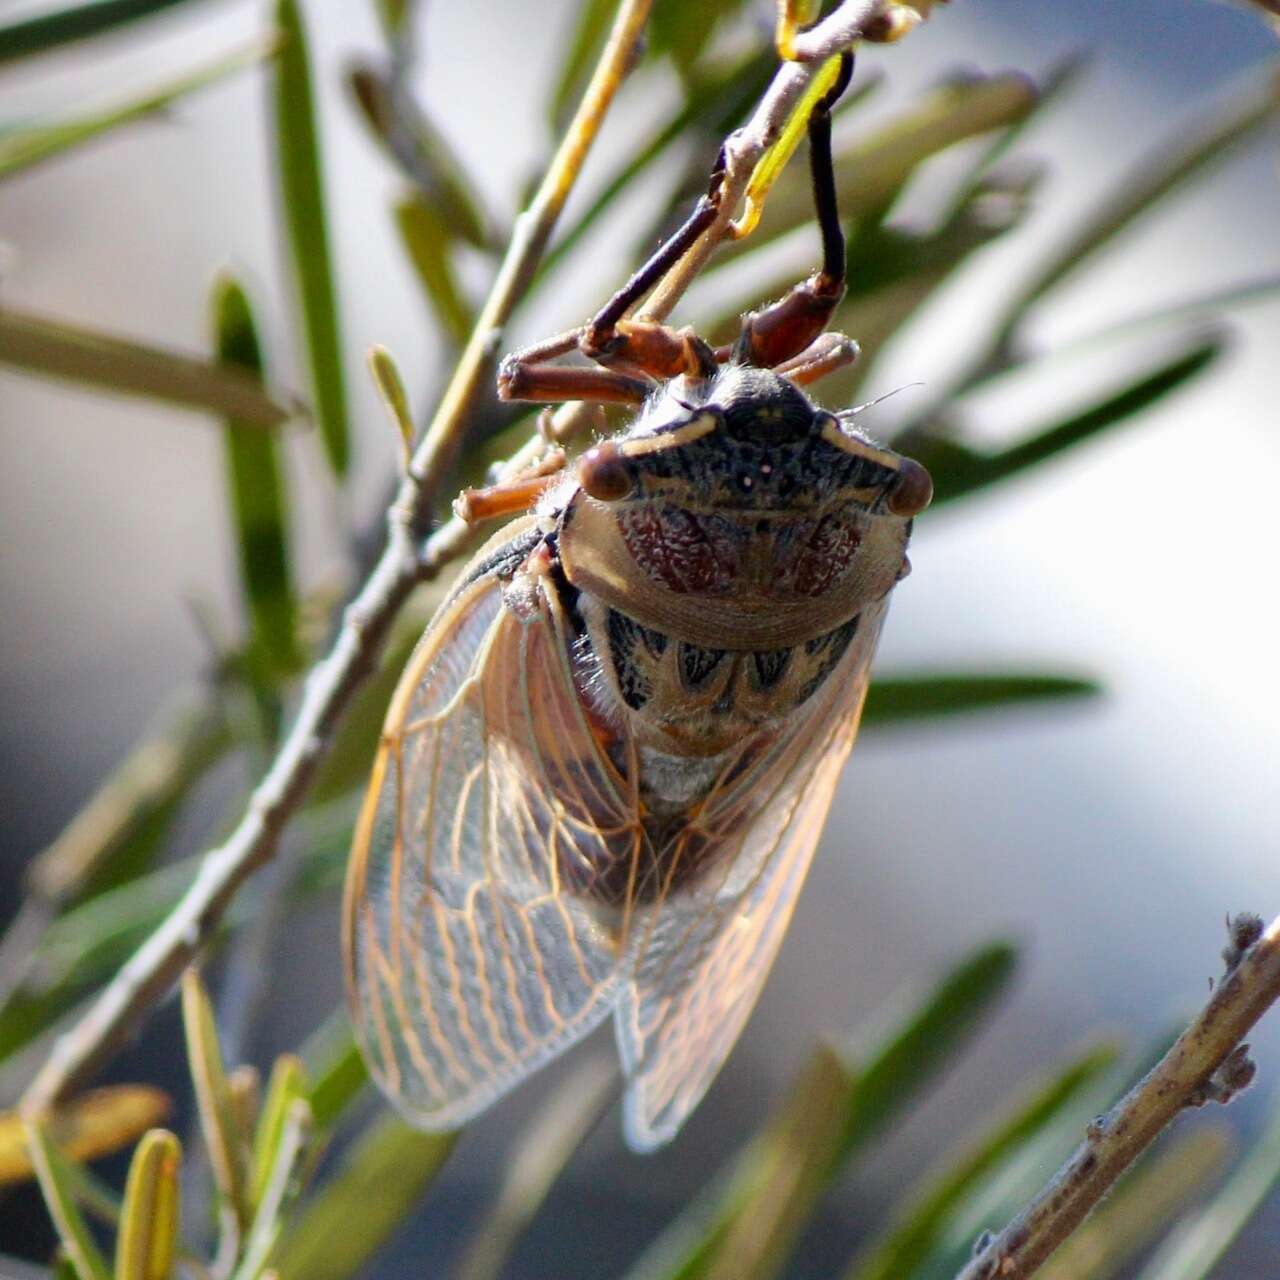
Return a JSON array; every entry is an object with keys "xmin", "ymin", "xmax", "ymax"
[
  {"xmin": 233, "ymin": 1098, "xmax": 312, "ymax": 1280},
  {"xmin": 0, "ymin": 0, "xmax": 203, "ymax": 65},
  {"xmin": 24, "ymin": 1119, "xmax": 112, "ymax": 1280},
  {"xmin": 273, "ymin": 0, "xmax": 350, "ymax": 476},
  {"xmin": 0, "ymin": 38, "xmax": 273, "ymax": 179},
  {"xmin": 23, "ymin": 694, "xmax": 232, "ymax": 907},
  {"xmin": 0, "ymin": 1087, "xmax": 170, "ymax": 1186},
  {"xmin": 941, "ymin": 54, "xmax": 1088, "ymax": 220},
  {"xmin": 115, "ymin": 1129, "xmax": 182, "ymax": 1280},
  {"xmin": 1135, "ymin": 1102, "xmax": 1280, "ymax": 1280},
  {"xmin": 0, "ymin": 307, "xmax": 297, "ymax": 427},
  {"xmin": 301, "ymin": 1021, "xmax": 368, "ymax": 1131},
  {"xmin": 393, "ymin": 195, "xmax": 475, "ymax": 346},
  {"xmin": 367, "ymin": 342, "xmax": 417, "ymax": 474},
  {"xmin": 834, "ymin": 943, "xmax": 1019, "ymax": 1165},
  {"xmin": 975, "ymin": 274, "xmax": 1280, "ymax": 388},
  {"xmin": 846, "ymin": 1046, "xmax": 1119, "ymax": 1280},
  {"xmin": 348, "ymin": 64, "xmax": 490, "ymax": 250},
  {"xmin": 864, "ymin": 673, "xmax": 1100, "ymax": 726},
  {"xmin": 992, "ymin": 67, "xmax": 1280, "ymax": 344},
  {"xmin": 250, "ymin": 1055, "xmax": 310, "ymax": 1215},
  {"xmin": 913, "ymin": 334, "xmax": 1226, "ymax": 507},
  {"xmin": 181, "ymin": 969, "xmax": 249, "ymax": 1233},
  {"xmin": 455, "ymin": 1055, "xmax": 616, "ymax": 1280},
  {"xmin": 212, "ymin": 276, "xmax": 299, "ymax": 679},
  {"xmin": 649, "ymin": 0, "xmax": 750, "ymax": 81},
  {"xmin": 373, "ymin": 0, "xmax": 415, "ymax": 40},
  {"xmin": 272, "ymin": 1113, "xmax": 455, "ymax": 1280}
]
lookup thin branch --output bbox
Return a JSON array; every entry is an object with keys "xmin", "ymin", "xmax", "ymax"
[
  {"xmin": 20, "ymin": 0, "xmax": 653, "ymax": 1113},
  {"xmin": 20, "ymin": 0, "xmax": 911, "ymax": 1113},
  {"xmin": 957, "ymin": 912, "xmax": 1280, "ymax": 1280}
]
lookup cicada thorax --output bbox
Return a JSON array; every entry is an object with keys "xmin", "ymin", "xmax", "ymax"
[{"xmin": 552, "ymin": 366, "xmax": 922, "ymax": 762}]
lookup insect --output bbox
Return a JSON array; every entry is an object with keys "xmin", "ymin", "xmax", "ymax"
[{"xmin": 344, "ymin": 54, "xmax": 932, "ymax": 1151}]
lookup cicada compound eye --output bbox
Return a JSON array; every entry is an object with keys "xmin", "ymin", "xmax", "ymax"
[
  {"xmin": 578, "ymin": 441, "xmax": 633, "ymax": 503},
  {"xmin": 887, "ymin": 456, "xmax": 933, "ymax": 518}
]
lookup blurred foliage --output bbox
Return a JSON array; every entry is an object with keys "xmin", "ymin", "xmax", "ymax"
[{"xmin": 2, "ymin": 0, "xmax": 1278, "ymax": 1277}]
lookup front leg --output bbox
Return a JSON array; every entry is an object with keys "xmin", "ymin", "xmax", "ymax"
[{"xmin": 733, "ymin": 51, "xmax": 853, "ymax": 369}]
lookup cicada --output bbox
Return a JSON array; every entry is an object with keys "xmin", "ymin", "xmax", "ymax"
[{"xmin": 344, "ymin": 54, "xmax": 932, "ymax": 1150}]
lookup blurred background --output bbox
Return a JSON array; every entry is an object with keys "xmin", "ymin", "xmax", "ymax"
[{"xmin": 1, "ymin": 0, "xmax": 1279, "ymax": 1275}]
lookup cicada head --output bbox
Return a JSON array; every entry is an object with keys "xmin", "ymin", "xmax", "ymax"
[{"xmin": 559, "ymin": 364, "xmax": 932, "ymax": 651}]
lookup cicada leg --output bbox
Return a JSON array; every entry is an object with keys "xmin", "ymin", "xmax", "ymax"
[
  {"xmin": 730, "ymin": 51, "xmax": 854, "ymax": 370},
  {"xmin": 453, "ymin": 446, "xmax": 568, "ymax": 524},
  {"xmin": 498, "ymin": 329, "xmax": 653, "ymax": 405},
  {"xmin": 773, "ymin": 332, "xmax": 860, "ymax": 387},
  {"xmin": 497, "ymin": 49, "xmax": 858, "ymax": 401}
]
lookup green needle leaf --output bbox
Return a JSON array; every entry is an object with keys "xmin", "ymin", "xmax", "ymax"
[
  {"xmin": 233, "ymin": 1097, "xmax": 313, "ymax": 1280},
  {"xmin": 212, "ymin": 276, "xmax": 300, "ymax": 682},
  {"xmin": 273, "ymin": 1112, "xmax": 456, "ymax": 1280},
  {"xmin": 349, "ymin": 64, "xmax": 491, "ymax": 251},
  {"xmin": 182, "ymin": 969, "xmax": 249, "ymax": 1236},
  {"xmin": 0, "ymin": 0, "xmax": 205, "ymax": 66},
  {"xmin": 832, "ymin": 943, "xmax": 1019, "ymax": 1167},
  {"xmin": 115, "ymin": 1129, "xmax": 182, "ymax": 1280},
  {"xmin": 300, "ymin": 1018, "xmax": 369, "ymax": 1131},
  {"xmin": 911, "ymin": 333, "xmax": 1226, "ymax": 507},
  {"xmin": 0, "ymin": 306, "xmax": 298, "ymax": 427},
  {"xmin": 0, "ymin": 38, "xmax": 274, "ymax": 179},
  {"xmin": 250, "ymin": 1056, "xmax": 310, "ymax": 1216},
  {"xmin": 986, "ymin": 67, "xmax": 1280, "ymax": 359},
  {"xmin": 24, "ymin": 1119, "xmax": 112, "ymax": 1280},
  {"xmin": 649, "ymin": 0, "xmax": 750, "ymax": 82},
  {"xmin": 272, "ymin": 0, "xmax": 351, "ymax": 477},
  {"xmin": 394, "ymin": 195, "xmax": 476, "ymax": 347},
  {"xmin": 864, "ymin": 673, "xmax": 1100, "ymax": 725}
]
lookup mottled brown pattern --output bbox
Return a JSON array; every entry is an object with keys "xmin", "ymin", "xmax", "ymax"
[{"xmin": 618, "ymin": 503, "xmax": 741, "ymax": 594}]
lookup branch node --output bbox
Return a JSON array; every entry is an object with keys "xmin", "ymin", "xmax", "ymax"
[
  {"xmin": 1223, "ymin": 910, "xmax": 1266, "ymax": 975},
  {"xmin": 1187, "ymin": 1041, "xmax": 1257, "ymax": 1108}
]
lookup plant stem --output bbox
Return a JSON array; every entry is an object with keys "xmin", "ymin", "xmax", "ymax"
[{"xmin": 956, "ymin": 913, "xmax": 1280, "ymax": 1280}]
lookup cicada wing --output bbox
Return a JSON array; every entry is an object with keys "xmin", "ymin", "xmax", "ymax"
[
  {"xmin": 344, "ymin": 547, "xmax": 643, "ymax": 1131},
  {"xmin": 615, "ymin": 600, "xmax": 887, "ymax": 1151}
]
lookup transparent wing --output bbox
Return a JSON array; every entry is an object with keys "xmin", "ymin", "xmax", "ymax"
[
  {"xmin": 615, "ymin": 598, "xmax": 888, "ymax": 1151},
  {"xmin": 344, "ymin": 544, "xmax": 645, "ymax": 1130}
]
